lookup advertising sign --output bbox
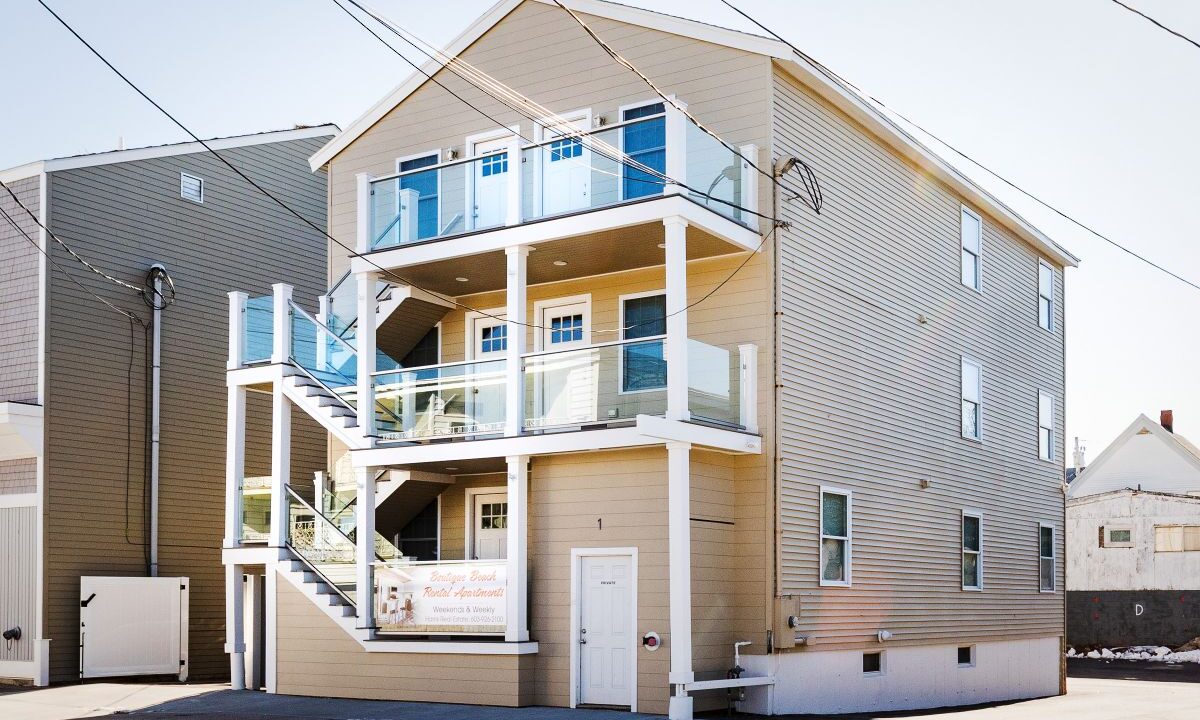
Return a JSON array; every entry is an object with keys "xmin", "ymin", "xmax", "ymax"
[{"xmin": 375, "ymin": 561, "xmax": 506, "ymax": 635}]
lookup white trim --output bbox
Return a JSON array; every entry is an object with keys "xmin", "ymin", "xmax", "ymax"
[
  {"xmin": 463, "ymin": 485, "xmax": 508, "ymax": 560},
  {"xmin": 960, "ymin": 205, "xmax": 982, "ymax": 293},
  {"xmin": 960, "ymin": 356, "xmax": 983, "ymax": 441},
  {"xmin": 465, "ymin": 307, "xmax": 508, "ymax": 361},
  {"xmin": 533, "ymin": 293, "xmax": 592, "ymax": 352},
  {"xmin": 818, "ymin": 486, "xmax": 852, "ymax": 587},
  {"xmin": 35, "ymin": 168, "xmax": 48, "ymax": 686},
  {"xmin": 1038, "ymin": 522, "xmax": 1056, "ymax": 593},
  {"xmin": 0, "ymin": 493, "xmax": 37, "ymax": 508},
  {"xmin": 862, "ymin": 650, "xmax": 885, "ymax": 676},
  {"xmin": 0, "ymin": 161, "xmax": 44, "ymax": 184},
  {"xmin": 617, "ymin": 289, "xmax": 666, "ymax": 395},
  {"xmin": 265, "ymin": 567, "xmax": 277, "ymax": 693},
  {"xmin": 962, "ymin": 509, "xmax": 984, "ymax": 591},
  {"xmin": 957, "ymin": 644, "xmax": 977, "ymax": 668},
  {"xmin": 179, "ymin": 172, "xmax": 204, "ymax": 203},
  {"xmin": 1038, "ymin": 259, "xmax": 1055, "ymax": 332},
  {"xmin": 569, "ymin": 546, "xmax": 639, "ymax": 711},
  {"xmin": 1037, "ymin": 391, "xmax": 1055, "ymax": 462}
]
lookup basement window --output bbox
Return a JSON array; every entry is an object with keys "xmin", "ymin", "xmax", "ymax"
[
  {"xmin": 863, "ymin": 651, "xmax": 883, "ymax": 675},
  {"xmin": 1100, "ymin": 525, "xmax": 1133, "ymax": 548},
  {"xmin": 180, "ymin": 172, "xmax": 204, "ymax": 203},
  {"xmin": 957, "ymin": 645, "xmax": 975, "ymax": 667}
]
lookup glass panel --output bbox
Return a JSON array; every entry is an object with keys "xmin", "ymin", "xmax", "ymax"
[
  {"xmin": 523, "ymin": 338, "xmax": 667, "ymax": 430},
  {"xmin": 1109, "ymin": 529, "xmax": 1131, "ymax": 544},
  {"xmin": 685, "ymin": 119, "xmax": 743, "ymax": 223},
  {"xmin": 963, "ymin": 552, "xmax": 980, "ymax": 587},
  {"xmin": 373, "ymin": 359, "xmax": 507, "ymax": 441},
  {"xmin": 290, "ymin": 301, "xmax": 357, "ymax": 389},
  {"xmin": 1156, "ymin": 525, "xmax": 1181, "ymax": 552},
  {"xmin": 240, "ymin": 476, "xmax": 272, "ymax": 543},
  {"xmin": 962, "ymin": 400, "xmax": 980, "ymax": 439},
  {"xmin": 1040, "ymin": 526, "xmax": 1054, "ymax": 557},
  {"xmin": 688, "ymin": 339, "xmax": 740, "ymax": 426},
  {"xmin": 961, "ymin": 210, "xmax": 981, "ymax": 253},
  {"xmin": 1040, "ymin": 558, "xmax": 1054, "ymax": 590},
  {"xmin": 1039, "ymin": 394, "xmax": 1053, "ymax": 429},
  {"xmin": 286, "ymin": 486, "xmax": 359, "ymax": 604},
  {"xmin": 963, "ymin": 515, "xmax": 980, "ymax": 552},
  {"xmin": 822, "ymin": 493, "xmax": 847, "ymax": 537},
  {"xmin": 961, "ymin": 361, "xmax": 980, "ymax": 402},
  {"xmin": 243, "ymin": 295, "xmax": 273, "ymax": 364},
  {"xmin": 961, "ymin": 251, "xmax": 978, "ymax": 288},
  {"xmin": 1185, "ymin": 526, "xmax": 1200, "ymax": 552},
  {"xmin": 369, "ymin": 159, "xmax": 479, "ymax": 250},
  {"xmin": 1039, "ymin": 297, "xmax": 1052, "ymax": 329},
  {"xmin": 1039, "ymin": 428, "xmax": 1052, "ymax": 460},
  {"xmin": 621, "ymin": 108, "xmax": 665, "ymax": 200},
  {"xmin": 1039, "ymin": 263, "xmax": 1053, "ymax": 296},
  {"xmin": 821, "ymin": 538, "xmax": 845, "ymax": 582},
  {"xmin": 324, "ymin": 272, "xmax": 390, "ymax": 340},
  {"xmin": 375, "ymin": 559, "xmax": 506, "ymax": 635}
]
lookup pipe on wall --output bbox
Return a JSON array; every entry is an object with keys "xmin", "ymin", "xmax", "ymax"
[{"xmin": 148, "ymin": 263, "xmax": 167, "ymax": 577}]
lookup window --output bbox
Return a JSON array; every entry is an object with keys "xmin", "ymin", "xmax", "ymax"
[
  {"xmin": 1039, "ymin": 524, "xmax": 1056, "ymax": 592},
  {"xmin": 1100, "ymin": 525, "xmax": 1133, "ymax": 548},
  {"xmin": 820, "ymin": 488, "xmax": 851, "ymax": 586},
  {"xmin": 961, "ymin": 358, "xmax": 982, "ymax": 440},
  {"xmin": 549, "ymin": 137, "xmax": 583, "ymax": 161},
  {"xmin": 1154, "ymin": 525, "xmax": 1200, "ymax": 552},
  {"xmin": 862, "ymin": 651, "xmax": 882, "ymax": 674},
  {"xmin": 621, "ymin": 293, "xmax": 666, "ymax": 392},
  {"xmin": 480, "ymin": 324, "xmax": 507, "ymax": 354},
  {"xmin": 957, "ymin": 646, "xmax": 975, "ymax": 667},
  {"xmin": 479, "ymin": 502, "xmax": 508, "ymax": 529},
  {"xmin": 1038, "ymin": 392, "xmax": 1055, "ymax": 461},
  {"xmin": 399, "ymin": 153, "xmax": 440, "ymax": 240},
  {"xmin": 1038, "ymin": 262, "xmax": 1054, "ymax": 331},
  {"xmin": 961, "ymin": 207, "xmax": 982, "ymax": 290},
  {"xmin": 549, "ymin": 314, "xmax": 584, "ymax": 344},
  {"xmin": 621, "ymin": 101, "xmax": 666, "ymax": 199},
  {"xmin": 480, "ymin": 152, "xmax": 508, "ymax": 177},
  {"xmin": 962, "ymin": 512, "xmax": 982, "ymax": 590},
  {"xmin": 180, "ymin": 173, "xmax": 204, "ymax": 203}
]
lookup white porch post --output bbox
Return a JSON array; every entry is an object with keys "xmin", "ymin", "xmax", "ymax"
[
  {"xmin": 738, "ymin": 344, "xmax": 759, "ymax": 434},
  {"xmin": 504, "ymin": 454, "xmax": 529, "ymax": 642},
  {"xmin": 356, "ymin": 271, "xmax": 378, "ymax": 441},
  {"xmin": 223, "ymin": 385, "xmax": 246, "ymax": 547},
  {"xmin": 664, "ymin": 217, "xmax": 690, "ymax": 422},
  {"xmin": 268, "ymin": 385, "xmax": 291, "ymax": 548},
  {"xmin": 666, "ymin": 440, "xmax": 694, "ymax": 720},
  {"xmin": 225, "ymin": 563, "xmax": 246, "ymax": 690},
  {"xmin": 739, "ymin": 143, "xmax": 759, "ymax": 226},
  {"xmin": 227, "ymin": 291, "xmax": 247, "ymax": 369},
  {"xmin": 269, "ymin": 284, "xmax": 292, "ymax": 365},
  {"xmin": 355, "ymin": 466, "xmax": 376, "ymax": 631},
  {"xmin": 316, "ymin": 294, "xmax": 330, "ymax": 371},
  {"xmin": 664, "ymin": 97, "xmax": 688, "ymax": 196},
  {"xmin": 244, "ymin": 573, "xmax": 265, "ymax": 690},
  {"xmin": 504, "ymin": 246, "xmax": 529, "ymax": 436}
]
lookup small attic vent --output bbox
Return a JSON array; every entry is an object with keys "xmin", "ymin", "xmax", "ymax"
[
  {"xmin": 180, "ymin": 173, "xmax": 204, "ymax": 203},
  {"xmin": 1136, "ymin": 428, "xmax": 1151, "ymax": 435}
]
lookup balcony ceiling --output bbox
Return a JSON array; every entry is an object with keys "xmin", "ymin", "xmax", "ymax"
[{"xmin": 396, "ymin": 222, "xmax": 739, "ymax": 296}]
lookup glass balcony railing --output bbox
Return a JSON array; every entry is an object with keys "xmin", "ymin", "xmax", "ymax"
[
  {"xmin": 240, "ymin": 476, "xmax": 272, "ymax": 543},
  {"xmin": 372, "ymin": 359, "xmax": 507, "ymax": 441},
  {"xmin": 243, "ymin": 295, "xmax": 273, "ymax": 364},
  {"xmin": 285, "ymin": 485, "xmax": 360, "ymax": 605},
  {"xmin": 685, "ymin": 121, "xmax": 746, "ymax": 225},
  {"xmin": 289, "ymin": 300, "xmax": 357, "ymax": 389},
  {"xmin": 522, "ymin": 337, "xmax": 667, "ymax": 430},
  {"xmin": 325, "ymin": 271, "xmax": 391, "ymax": 341},
  {"xmin": 368, "ymin": 153, "xmax": 503, "ymax": 250},
  {"xmin": 687, "ymin": 339, "xmax": 742, "ymax": 427}
]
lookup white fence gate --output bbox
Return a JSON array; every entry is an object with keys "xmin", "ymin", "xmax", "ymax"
[{"xmin": 79, "ymin": 576, "xmax": 188, "ymax": 680}]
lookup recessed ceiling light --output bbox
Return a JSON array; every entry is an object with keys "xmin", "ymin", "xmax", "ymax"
[
  {"xmin": 455, "ymin": 277, "xmax": 469, "ymax": 282},
  {"xmin": 657, "ymin": 243, "xmax": 666, "ymax": 249},
  {"xmin": 445, "ymin": 467, "xmax": 459, "ymax": 471},
  {"xmin": 553, "ymin": 260, "xmax": 568, "ymax": 266}
]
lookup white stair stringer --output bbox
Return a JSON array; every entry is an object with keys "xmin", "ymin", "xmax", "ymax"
[
  {"xmin": 275, "ymin": 554, "xmax": 370, "ymax": 643},
  {"xmin": 280, "ymin": 370, "xmax": 368, "ymax": 450},
  {"xmin": 376, "ymin": 285, "xmax": 454, "ymax": 328}
]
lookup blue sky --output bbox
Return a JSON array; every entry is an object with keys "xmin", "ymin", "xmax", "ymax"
[{"xmin": 3, "ymin": 0, "xmax": 1198, "ymax": 459}]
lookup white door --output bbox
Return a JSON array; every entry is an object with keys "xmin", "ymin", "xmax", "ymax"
[
  {"xmin": 578, "ymin": 555, "xmax": 633, "ymax": 707},
  {"xmin": 540, "ymin": 116, "xmax": 591, "ymax": 216},
  {"xmin": 536, "ymin": 299, "xmax": 594, "ymax": 427},
  {"xmin": 469, "ymin": 312, "xmax": 508, "ymax": 432},
  {"xmin": 472, "ymin": 492, "xmax": 508, "ymax": 560},
  {"xmin": 470, "ymin": 135, "xmax": 512, "ymax": 230}
]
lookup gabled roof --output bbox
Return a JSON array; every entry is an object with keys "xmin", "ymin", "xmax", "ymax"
[
  {"xmin": 1068, "ymin": 413, "xmax": 1200, "ymax": 498},
  {"xmin": 310, "ymin": 0, "xmax": 1078, "ymax": 267},
  {"xmin": 0, "ymin": 125, "xmax": 338, "ymax": 184}
]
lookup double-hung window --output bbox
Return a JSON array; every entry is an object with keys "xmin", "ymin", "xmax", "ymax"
[
  {"xmin": 961, "ymin": 358, "xmax": 982, "ymax": 440},
  {"xmin": 820, "ymin": 488, "xmax": 851, "ymax": 586},
  {"xmin": 621, "ymin": 102, "xmax": 666, "ymax": 199},
  {"xmin": 1038, "ymin": 392, "xmax": 1055, "ymax": 461},
  {"xmin": 962, "ymin": 511, "xmax": 982, "ymax": 590},
  {"xmin": 1038, "ymin": 262, "xmax": 1054, "ymax": 331},
  {"xmin": 1039, "ymin": 524, "xmax": 1056, "ymax": 591},
  {"xmin": 399, "ymin": 153, "xmax": 440, "ymax": 241},
  {"xmin": 961, "ymin": 207, "xmax": 982, "ymax": 291},
  {"xmin": 620, "ymin": 293, "xmax": 666, "ymax": 392}
]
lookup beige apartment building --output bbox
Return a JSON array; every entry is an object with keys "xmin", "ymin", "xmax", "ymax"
[{"xmin": 219, "ymin": 1, "xmax": 1076, "ymax": 716}]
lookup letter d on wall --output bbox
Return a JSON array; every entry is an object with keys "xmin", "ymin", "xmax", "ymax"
[{"xmin": 1135, "ymin": 603, "xmax": 1145, "ymax": 617}]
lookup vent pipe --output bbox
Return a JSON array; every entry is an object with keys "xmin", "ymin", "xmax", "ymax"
[{"xmin": 1161, "ymin": 409, "xmax": 1174, "ymax": 433}]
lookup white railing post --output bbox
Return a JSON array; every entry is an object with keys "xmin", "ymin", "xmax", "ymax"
[
  {"xmin": 739, "ymin": 143, "xmax": 759, "ymax": 226},
  {"xmin": 355, "ymin": 465, "xmax": 376, "ymax": 631},
  {"xmin": 738, "ymin": 344, "xmax": 759, "ymax": 434},
  {"xmin": 664, "ymin": 96, "xmax": 688, "ymax": 196},
  {"xmin": 505, "ymin": 246, "xmax": 529, "ymax": 436},
  {"xmin": 223, "ymin": 385, "xmax": 246, "ymax": 548},
  {"xmin": 505, "ymin": 138, "xmax": 523, "ymax": 226},
  {"xmin": 505, "ymin": 454, "xmax": 529, "ymax": 642},
  {"xmin": 397, "ymin": 188, "xmax": 419, "ymax": 244},
  {"xmin": 270, "ymin": 284, "xmax": 292, "ymax": 365},
  {"xmin": 666, "ymin": 440, "xmax": 694, "ymax": 719},
  {"xmin": 664, "ymin": 217, "xmax": 690, "ymax": 421},
  {"xmin": 356, "ymin": 173, "xmax": 373, "ymax": 254},
  {"xmin": 268, "ymin": 385, "xmax": 291, "ymax": 548},
  {"xmin": 316, "ymin": 294, "xmax": 330, "ymax": 371},
  {"xmin": 227, "ymin": 291, "xmax": 247, "ymax": 370},
  {"xmin": 356, "ymin": 271, "xmax": 378, "ymax": 441}
]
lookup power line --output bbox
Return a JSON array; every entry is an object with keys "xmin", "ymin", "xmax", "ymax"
[
  {"xmin": 1110, "ymin": 0, "xmax": 1200, "ymax": 50},
  {"xmin": 717, "ymin": 0, "xmax": 1200, "ymax": 294}
]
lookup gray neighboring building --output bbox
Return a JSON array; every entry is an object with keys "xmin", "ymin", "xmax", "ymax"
[{"xmin": 0, "ymin": 126, "xmax": 333, "ymax": 685}]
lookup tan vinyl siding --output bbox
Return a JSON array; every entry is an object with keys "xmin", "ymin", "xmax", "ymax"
[
  {"xmin": 0, "ymin": 174, "xmax": 41, "ymax": 403},
  {"xmin": 771, "ymin": 66, "xmax": 1065, "ymax": 649},
  {"xmin": 0, "ymin": 505, "xmax": 37, "ymax": 662},
  {"xmin": 274, "ymin": 572, "xmax": 534, "ymax": 704},
  {"xmin": 42, "ymin": 136, "xmax": 330, "ymax": 682},
  {"xmin": 0, "ymin": 457, "xmax": 37, "ymax": 495}
]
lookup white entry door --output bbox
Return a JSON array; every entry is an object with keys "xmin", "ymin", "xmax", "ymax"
[
  {"xmin": 535, "ymin": 298, "xmax": 594, "ymax": 427},
  {"xmin": 539, "ymin": 116, "xmax": 591, "ymax": 216},
  {"xmin": 472, "ymin": 492, "xmax": 508, "ymax": 560},
  {"xmin": 578, "ymin": 554, "xmax": 633, "ymax": 707},
  {"xmin": 468, "ymin": 311, "xmax": 508, "ymax": 432},
  {"xmin": 470, "ymin": 134, "xmax": 512, "ymax": 230}
]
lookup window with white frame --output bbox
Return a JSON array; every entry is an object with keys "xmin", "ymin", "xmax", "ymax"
[
  {"xmin": 1100, "ymin": 525, "xmax": 1133, "ymax": 548},
  {"xmin": 820, "ymin": 488, "xmax": 851, "ymax": 586},
  {"xmin": 1038, "ymin": 391, "xmax": 1055, "ymax": 460},
  {"xmin": 961, "ymin": 358, "xmax": 982, "ymax": 440},
  {"xmin": 1154, "ymin": 525, "xmax": 1200, "ymax": 552},
  {"xmin": 620, "ymin": 292, "xmax": 666, "ymax": 392},
  {"xmin": 962, "ymin": 512, "xmax": 982, "ymax": 590},
  {"xmin": 1038, "ymin": 262, "xmax": 1054, "ymax": 331},
  {"xmin": 180, "ymin": 173, "xmax": 204, "ymax": 203},
  {"xmin": 1039, "ymin": 524, "xmax": 1056, "ymax": 591},
  {"xmin": 961, "ymin": 207, "xmax": 982, "ymax": 290}
]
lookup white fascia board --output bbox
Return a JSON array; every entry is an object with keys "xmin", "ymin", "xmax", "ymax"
[
  {"xmin": 0, "ymin": 494, "xmax": 38, "ymax": 509},
  {"xmin": 222, "ymin": 546, "xmax": 291, "ymax": 565},
  {"xmin": 352, "ymin": 425, "xmax": 655, "ymax": 467},
  {"xmin": 635, "ymin": 414, "xmax": 762, "ymax": 454},
  {"xmin": 227, "ymin": 364, "xmax": 283, "ymax": 388},
  {"xmin": 351, "ymin": 195, "xmax": 759, "ymax": 275},
  {"xmin": 0, "ymin": 161, "xmax": 44, "ymax": 184}
]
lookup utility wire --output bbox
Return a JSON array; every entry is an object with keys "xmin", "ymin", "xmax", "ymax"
[
  {"xmin": 718, "ymin": 0, "xmax": 1200, "ymax": 293},
  {"xmin": 1110, "ymin": 0, "xmax": 1200, "ymax": 50}
]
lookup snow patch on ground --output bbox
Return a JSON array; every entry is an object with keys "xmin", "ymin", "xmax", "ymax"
[{"xmin": 1067, "ymin": 646, "xmax": 1200, "ymax": 663}]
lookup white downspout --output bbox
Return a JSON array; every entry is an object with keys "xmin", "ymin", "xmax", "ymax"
[{"xmin": 149, "ymin": 263, "xmax": 165, "ymax": 576}]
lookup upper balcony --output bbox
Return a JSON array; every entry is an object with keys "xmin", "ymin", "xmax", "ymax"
[{"xmin": 352, "ymin": 103, "xmax": 761, "ymax": 274}]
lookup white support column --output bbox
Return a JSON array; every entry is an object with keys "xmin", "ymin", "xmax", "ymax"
[
  {"xmin": 504, "ymin": 246, "xmax": 529, "ymax": 436},
  {"xmin": 223, "ymin": 385, "xmax": 247, "ymax": 548},
  {"xmin": 227, "ymin": 291, "xmax": 247, "ymax": 369},
  {"xmin": 316, "ymin": 294, "xmax": 330, "ymax": 371},
  {"xmin": 264, "ymin": 566, "xmax": 277, "ymax": 694},
  {"xmin": 738, "ymin": 344, "xmax": 759, "ymax": 435},
  {"xmin": 356, "ymin": 271, "xmax": 379, "ymax": 441},
  {"xmin": 738, "ymin": 143, "xmax": 759, "ymax": 226},
  {"xmin": 664, "ymin": 217, "xmax": 690, "ymax": 422},
  {"xmin": 355, "ymin": 466, "xmax": 376, "ymax": 631},
  {"xmin": 664, "ymin": 97, "xmax": 688, "ymax": 196},
  {"xmin": 666, "ymin": 440, "xmax": 694, "ymax": 720},
  {"xmin": 356, "ymin": 173, "xmax": 373, "ymax": 254},
  {"xmin": 244, "ymin": 573, "xmax": 265, "ymax": 690},
  {"xmin": 268, "ymin": 385, "xmax": 290, "ymax": 548},
  {"xmin": 270, "ymin": 284, "xmax": 292, "ymax": 365},
  {"xmin": 504, "ymin": 454, "xmax": 529, "ymax": 642},
  {"xmin": 505, "ymin": 137, "xmax": 523, "ymax": 226},
  {"xmin": 225, "ymin": 563, "xmax": 246, "ymax": 691}
]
